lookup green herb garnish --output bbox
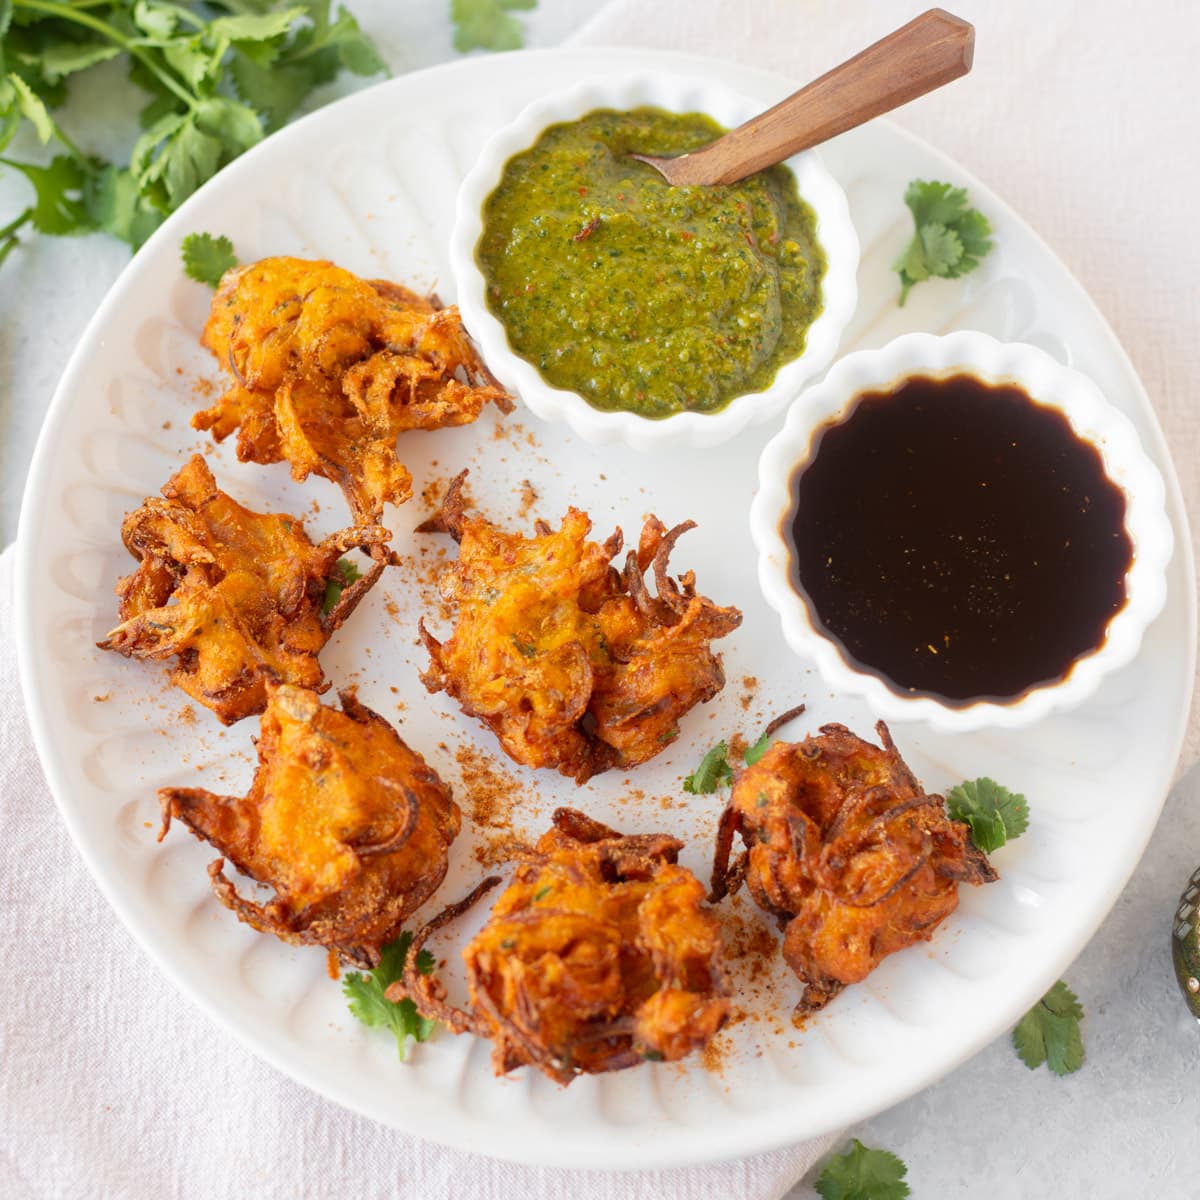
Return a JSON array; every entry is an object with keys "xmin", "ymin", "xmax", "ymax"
[
  {"xmin": 182, "ymin": 232, "xmax": 237, "ymax": 287},
  {"xmin": 742, "ymin": 702, "xmax": 806, "ymax": 766},
  {"xmin": 683, "ymin": 740, "xmax": 734, "ymax": 794},
  {"xmin": 321, "ymin": 557, "xmax": 362, "ymax": 615},
  {"xmin": 945, "ymin": 776, "xmax": 1028, "ymax": 853},
  {"xmin": 743, "ymin": 728, "xmax": 772, "ymax": 766},
  {"xmin": 815, "ymin": 1139, "xmax": 911, "ymax": 1200},
  {"xmin": 342, "ymin": 931, "xmax": 436, "ymax": 1061},
  {"xmin": 684, "ymin": 706, "xmax": 806, "ymax": 790},
  {"xmin": 893, "ymin": 179, "xmax": 993, "ymax": 305},
  {"xmin": 451, "ymin": 0, "xmax": 536, "ymax": 52},
  {"xmin": 1012, "ymin": 980, "xmax": 1084, "ymax": 1076},
  {"xmin": 0, "ymin": 1, "xmax": 385, "ymax": 262}
]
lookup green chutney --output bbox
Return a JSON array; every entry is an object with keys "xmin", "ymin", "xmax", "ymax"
[{"xmin": 476, "ymin": 107, "xmax": 827, "ymax": 419}]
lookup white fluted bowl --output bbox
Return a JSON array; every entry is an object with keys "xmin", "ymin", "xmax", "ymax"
[
  {"xmin": 450, "ymin": 74, "xmax": 859, "ymax": 450},
  {"xmin": 751, "ymin": 330, "xmax": 1174, "ymax": 731}
]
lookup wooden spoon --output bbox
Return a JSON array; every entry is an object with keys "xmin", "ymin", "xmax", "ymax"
[{"xmin": 631, "ymin": 9, "xmax": 974, "ymax": 187}]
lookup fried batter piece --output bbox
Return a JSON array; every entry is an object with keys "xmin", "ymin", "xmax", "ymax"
[
  {"xmin": 711, "ymin": 721, "xmax": 997, "ymax": 1019},
  {"xmin": 196, "ymin": 256, "xmax": 513, "ymax": 524},
  {"xmin": 419, "ymin": 473, "xmax": 742, "ymax": 781},
  {"xmin": 98, "ymin": 454, "xmax": 389, "ymax": 724},
  {"xmin": 391, "ymin": 808, "xmax": 728, "ymax": 1083},
  {"xmin": 158, "ymin": 684, "xmax": 461, "ymax": 967}
]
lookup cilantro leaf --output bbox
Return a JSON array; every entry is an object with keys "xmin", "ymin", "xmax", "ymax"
[
  {"xmin": 181, "ymin": 231, "xmax": 238, "ymax": 286},
  {"xmin": 160, "ymin": 119, "xmax": 224, "ymax": 206},
  {"xmin": 196, "ymin": 96, "xmax": 263, "ymax": 157},
  {"xmin": 951, "ymin": 206, "xmax": 992, "ymax": 272},
  {"xmin": 894, "ymin": 178, "xmax": 994, "ymax": 305},
  {"xmin": 342, "ymin": 931, "xmax": 437, "ymax": 1060},
  {"xmin": 743, "ymin": 728, "xmax": 772, "ymax": 766},
  {"xmin": 229, "ymin": 3, "xmax": 385, "ymax": 130},
  {"xmin": 816, "ymin": 1139, "xmax": 911, "ymax": 1200},
  {"xmin": 336, "ymin": 29, "xmax": 384, "ymax": 75},
  {"xmin": 945, "ymin": 776, "xmax": 1028, "ymax": 853},
  {"xmin": 230, "ymin": 53, "xmax": 315, "ymax": 129},
  {"xmin": 321, "ymin": 556, "xmax": 362, "ymax": 614},
  {"xmin": 8, "ymin": 72, "xmax": 54, "ymax": 143},
  {"xmin": 917, "ymin": 221, "xmax": 962, "ymax": 276},
  {"xmin": 332, "ymin": 20, "xmax": 386, "ymax": 75},
  {"xmin": 683, "ymin": 741, "xmax": 734, "ymax": 794},
  {"xmin": 83, "ymin": 163, "xmax": 163, "ymax": 249},
  {"xmin": 131, "ymin": 98, "xmax": 264, "ymax": 213},
  {"xmin": 903, "ymin": 178, "xmax": 969, "ymax": 228},
  {"xmin": 132, "ymin": 0, "xmax": 182, "ymax": 41},
  {"xmin": 31, "ymin": 39, "xmax": 122, "ymax": 83},
  {"xmin": 451, "ymin": 0, "xmax": 537, "ymax": 53},
  {"xmin": 1012, "ymin": 980, "xmax": 1085, "ymax": 1076},
  {"xmin": 208, "ymin": 8, "xmax": 306, "ymax": 45},
  {"xmin": 742, "ymin": 703, "xmax": 807, "ymax": 766},
  {"xmin": 0, "ymin": 1, "xmax": 386, "ymax": 267},
  {"xmin": 0, "ymin": 154, "xmax": 89, "ymax": 235}
]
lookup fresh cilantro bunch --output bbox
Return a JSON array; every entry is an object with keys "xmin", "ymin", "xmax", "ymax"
[
  {"xmin": 0, "ymin": 0, "xmax": 386, "ymax": 266},
  {"xmin": 893, "ymin": 178, "xmax": 993, "ymax": 305},
  {"xmin": 343, "ymin": 931, "xmax": 437, "ymax": 1061},
  {"xmin": 815, "ymin": 1139, "xmax": 910, "ymax": 1200},
  {"xmin": 1012, "ymin": 980, "xmax": 1085, "ymax": 1076},
  {"xmin": 945, "ymin": 776, "xmax": 1028, "ymax": 853}
]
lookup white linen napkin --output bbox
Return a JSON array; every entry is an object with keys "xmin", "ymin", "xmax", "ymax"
[{"xmin": 0, "ymin": 527, "xmax": 832, "ymax": 1197}]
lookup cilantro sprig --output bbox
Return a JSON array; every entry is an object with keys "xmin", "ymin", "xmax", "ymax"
[
  {"xmin": 815, "ymin": 1139, "xmax": 910, "ymax": 1200},
  {"xmin": 893, "ymin": 179, "xmax": 993, "ymax": 305},
  {"xmin": 342, "ymin": 931, "xmax": 437, "ymax": 1061},
  {"xmin": 684, "ymin": 704, "xmax": 806, "ymax": 793},
  {"xmin": 945, "ymin": 776, "xmax": 1028, "ymax": 854},
  {"xmin": 0, "ymin": 1, "xmax": 386, "ymax": 262},
  {"xmin": 451, "ymin": 0, "xmax": 537, "ymax": 52},
  {"xmin": 741, "ymin": 729, "xmax": 772, "ymax": 767},
  {"xmin": 321, "ymin": 556, "xmax": 362, "ymax": 615},
  {"xmin": 1012, "ymin": 980, "xmax": 1085, "ymax": 1076},
  {"xmin": 181, "ymin": 231, "xmax": 237, "ymax": 287}
]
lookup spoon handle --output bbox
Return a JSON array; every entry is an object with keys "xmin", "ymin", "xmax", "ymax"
[{"xmin": 682, "ymin": 9, "xmax": 974, "ymax": 186}]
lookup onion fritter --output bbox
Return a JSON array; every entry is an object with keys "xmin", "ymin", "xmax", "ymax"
[
  {"xmin": 391, "ymin": 808, "xmax": 728, "ymax": 1083},
  {"xmin": 98, "ymin": 455, "xmax": 389, "ymax": 724},
  {"xmin": 195, "ymin": 256, "xmax": 513, "ymax": 524},
  {"xmin": 711, "ymin": 721, "xmax": 997, "ymax": 1019},
  {"xmin": 159, "ymin": 684, "xmax": 461, "ymax": 968},
  {"xmin": 419, "ymin": 473, "xmax": 742, "ymax": 781}
]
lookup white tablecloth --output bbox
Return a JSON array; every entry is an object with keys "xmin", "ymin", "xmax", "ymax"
[{"xmin": 4, "ymin": 2, "xmax": 1200, "ymax": 1197}]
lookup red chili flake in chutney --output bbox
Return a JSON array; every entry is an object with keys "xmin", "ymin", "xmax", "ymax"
[{"xmin": 787, "ymin": 374, "xmax": 1133, "ymax": 702}]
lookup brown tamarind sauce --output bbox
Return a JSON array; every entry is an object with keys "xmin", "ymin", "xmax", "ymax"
[{"xmin": 787, "ymin": 374, "xmax": 1132, "ymax": 702}]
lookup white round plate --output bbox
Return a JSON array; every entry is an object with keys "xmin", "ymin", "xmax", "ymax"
[{"xmin": 15, "ymin": 48, "xmax": 1195, "ymax": 1170}]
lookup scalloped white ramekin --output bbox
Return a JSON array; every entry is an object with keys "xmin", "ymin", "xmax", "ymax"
[
  {"xmin": 449, "ymin": 75, "xmax": 860, "ymax": 451},
  {"xmin": 751, "ymin": 331, "xmax": 1174, "ymax": 732}
]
